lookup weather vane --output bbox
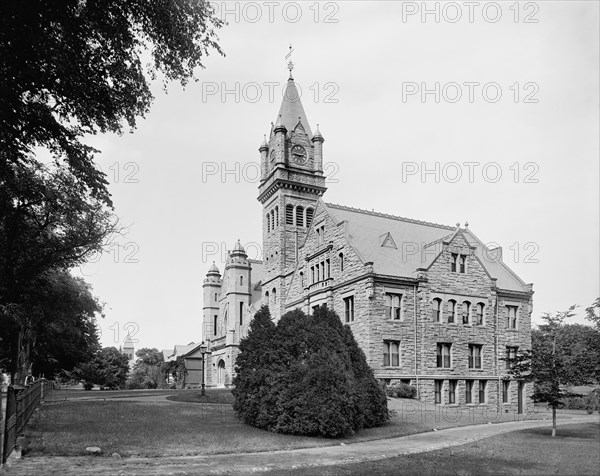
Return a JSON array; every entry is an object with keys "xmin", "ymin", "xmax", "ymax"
[{"xmin": 285, "ymin": 44, "xmax": 294, "ymax": 77}]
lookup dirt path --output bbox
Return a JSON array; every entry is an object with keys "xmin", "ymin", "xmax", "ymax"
[{"xmin": 3, "ymin": 414, "xmax": 598, "ymax": 475}]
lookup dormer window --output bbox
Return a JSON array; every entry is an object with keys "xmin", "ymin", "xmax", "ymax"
[{"xmin": 451, "ymin": 253, "xmax": 458, "ymax": 272}]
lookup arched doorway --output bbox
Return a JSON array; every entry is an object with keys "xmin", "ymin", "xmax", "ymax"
[{"xmin": 217, "ymin": 359, "xmax": 226, "ymax": 387}]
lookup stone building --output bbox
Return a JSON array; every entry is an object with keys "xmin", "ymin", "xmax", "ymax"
[{"xmin": 202, "ymin": 69, "xmax": 534, "ymax": 412}]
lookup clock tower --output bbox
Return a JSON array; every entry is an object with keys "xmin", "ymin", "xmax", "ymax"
[{"xmin": 257, "ymin": 69, "xmax": 326, "ymax": 320}]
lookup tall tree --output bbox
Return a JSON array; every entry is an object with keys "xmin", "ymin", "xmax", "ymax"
[
  {"xmin": 508, "ymin": 306, "xmax": 584, "ymax": 437},
  {"xmin": 0, "ymin": 0, "xmax": 224, "ymax": 383},
  {"xmin": 127, "ymin": 348, "xmax": 165, "ymax": 389},
  {"xmin": 585, "ymin": 297, "xmax": 600, "ymax": 330}
]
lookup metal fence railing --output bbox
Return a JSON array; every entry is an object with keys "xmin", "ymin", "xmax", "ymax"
[{"xmin": 1, "ymin": 379, "xmax": 54, "ymax": 464}]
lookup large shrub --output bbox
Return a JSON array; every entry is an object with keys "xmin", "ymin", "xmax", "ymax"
[
  {"xmin": 386, "ymin": 382, "xmax": 417, "ymax": 399},
  {"xmin": 233, "ymin": 305, "xmax": 389, "ymax": 437}
]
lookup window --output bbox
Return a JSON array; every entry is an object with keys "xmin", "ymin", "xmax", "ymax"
[
  {"xmin": 300, "ymin": 271, "xmax": 304, "ymax": 287},
  {"xmin": 479, "ymin": 380, "xmax": 487, "ymax": 403},
  {"xmin": 507, "ymin": 306, "xmax": 518, "ymax": 329},
  {"xmin": 451, "ymin": 253, "xmax": 458, "ymax": 272},
  {"xmin": 296, "ymin": 206, "xmax": 304, "ymax": 227},
  {"xmin": 213, "ymin": 315, "xmax": 218, "ymax": 335},
  {"xmin": 240, "ymin": 276, "xmax": 243, "ymax": 286},
  {"xmin": 459, "ymin": 255, "xmax": 466, "ymax": 273},
  {"xmin": 310, "ymin": 266, "xmax": 315, "ymax": 284},
  {"xmin": 385, "ymin": 294, "xmax": 402, "ymax": 320},
  {"xmin": 506, "ymin": 346, "xmax": 518, "ymax": 370},
  {"xmin": 432, "ymin": 298, "xmax": 442, "ymax": 322},
  {"xmin": 448, "ymin": 380, "xmax": 457, "ymax": 404},
  {"xmin": 317, "ymin": 225, "xmax": 325, "ymax": 244},
  {"xmin": 267, "ymin": 212, "xmax": 271, "ymax": 232},
  {"xmin": 448, "ymin": 300, "xmax": 456, "ymax": 323},
  {"xmin": 465, "ymin": 380, "xmax": 473, "ymax": 404},
  {"xmin": 383, "ymin": 340, "xmax": 400, "ymax": 367},
  {"xmin": 434, "ymin": 380, "xmax": 443, "ymax": 404},
  {"xmin": 315, "ymin": 263, "xmax": 320, "ymax": 282},
  {"xmin": 339, "ymin": 252, "xmax": 344, "ymax": 272},
  {"xmin": 239, "ymin": 302, "xmax": 244, "ymax": 325},
  {"xmin": 265, "ymin": 290, "xmax": 269, "ymax": 303},
  {"xmin": 437, "ymin": 343, "xmax": 452, "ymax": 368},
  {"xmin": 214, "ymin": 293, "xmax": 217, "ymax": 301},
  {"xmin": 502, "ymin": 380, "xmax": 510, "ymax": 403},
  {"xmin": 271, "ymin": 211, "xmax": 275, "ymax": 232},
  {"xmin": 468, "ymin": 344, "xmax": 482, "ymax": 369},
  {"xmin": 306, "ymin": 208, "xmax": 314, "ymax": 226},
  {"xmin": 275, "ymin": 206, "xmax": 279, "ymax": 226},
  {"xmin": 272, "ymin": 288, "xmax": 277, "ymax": 303},
  {"xmin": 476, "ymin": 303, "xmax": 484, "ymax": 325},
  {"xmin": 462, "ymin": 301, "xmax": 471, "ymax": 324},
  {"xmin": 285, "ymin": 204, "xmax": 294, "ymax": 225},
  {"xmin": 344, "ymin": 296, "xmax": 355, "ymax": 323}
]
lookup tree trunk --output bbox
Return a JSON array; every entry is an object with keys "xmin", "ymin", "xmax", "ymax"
[{"xmin": 552, "ymin": 406, "xmax": 556, "ymax": 437}]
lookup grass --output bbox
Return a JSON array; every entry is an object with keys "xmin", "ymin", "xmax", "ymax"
[
  {"xmin": 165, "ymin": 388, "xmax": 234, "ymax": 404},
  {"xmin": 273, "ymin": 422, "xmax": 600, "ymax": 475},
  {"xmin": 22, "ymin": 390, "xmax": 575, "ymax": 458}
]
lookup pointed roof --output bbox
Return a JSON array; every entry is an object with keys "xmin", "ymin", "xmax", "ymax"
[
  {"xmin": 123, "ymin": 333, "xmax": 134, "ymax": 349},
  {"xmin": 277, "ymin": 77, "xmax": 313, "ymax": 139}
]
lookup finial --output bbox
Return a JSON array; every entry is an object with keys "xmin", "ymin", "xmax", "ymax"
[
  {"xmin": 456, "ymin": 222, "xmax": 461, "ymax": 228},
  {"xmin": 464, "ymin": 221, "xmax": 469, "ymax": 228},
  {"xmin": 285, "ymin": 43, "xmax": 295, "ymax": 79}
]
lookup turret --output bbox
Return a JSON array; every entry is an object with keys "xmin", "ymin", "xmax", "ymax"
[
  {"xmin": 259, "ymin": 135, "xmax": 269, "ymax": 181},
  {"xmin": 312, "ymin": 124, "xmax": 324, "ymax": 174},
  {"xmin": 203, "ymin": 261, "xmax": 222, "ymax": 341}
]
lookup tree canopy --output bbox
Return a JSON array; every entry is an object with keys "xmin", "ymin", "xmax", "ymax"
[
  {"xmin": 0, "ymin": 0, "xmax": 224, "ymax": 203},
  {"xmin": 233, "ymin": 305, "xmax": 389, "ymax": 438},
  {"xmin": 507, "ymin": 305, "xmax": 600, "ymax": 436},
  {"xmin": 0, "ymin": 0, "xmax": 224, "ymax": 383}
]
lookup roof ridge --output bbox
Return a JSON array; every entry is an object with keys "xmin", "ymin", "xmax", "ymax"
[{"xmin": 325, "ymin": 202, "xmax": 455, "ymax": 231}]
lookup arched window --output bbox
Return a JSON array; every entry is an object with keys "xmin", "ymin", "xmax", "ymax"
[
  {"xmin": 296, "ymin": 206, "xmax": 304, "ymax": 227},
  {"xmin": 306, "ymin": 208, "xmax": 314, "ymax": 227},
  {"xmin": 214, "ymin": 293, "xmax": 217, "ymax": 301},
  {"xmin": 300, "ymin": 271, "xmax": 304, "ymax": 287},
  {"xmin": 272, "ymin": 287, "xmax": 277, "ymax": 303},
  {"xmin": 476, "ymin": 303, "xmax": 485, "ymax": 325},
  {"xmin": 240, "ymin": 276, "xmax": 243, "ymax": 286},
  {"xmin": 267, "ymin": 212, "xmax": 271, "ymax": 232},
  {"xmin": 448, "ymin": 300, "xmax": 456, "ymax": 323},
  {"xmin": 432, "ymin": 298, "xmax": 442, "ymax": 322},
  {"xmin": 275, "ymin": 206, "xmax": 279, "ymax": 226},
  {"xmin": 339, "ymin": 252, "xmax": 344, "ymax": 272},
  {"xmin": 462, "ymin": 301, "xmax": 471, "ymax": 324},
  {"xmin": 224, "ymin": 310, "xmax": 228, "ymax": 332},
  {"xmin": 286, "ymin": 204, "xmax": 294, "ymax": 225},
  {"xmin": 239, "ymin": 301, "xmax": 244, "ymax": 325},
  {"xmin": 271, "ymin": 211, "xmax": 275, "ymax": 232}
]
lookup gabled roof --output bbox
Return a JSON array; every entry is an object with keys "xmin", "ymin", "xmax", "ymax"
[
  {"xmin": 162, "ymin": 349, "xmax": 175, "ymax": 362},
  {"xmin": 324, "ymin": 203, "xmax": 529, "ymax": 293},
  {"xmin": 325, "ymin": 203, "xmax": 454, "ymax": 277},
  {"xmin": 276, "ymin": 77, "xmax": 313, "ymax": 139},
  {"xmin": 462, "ymin": 229, "xmax": 529, "ymax": 292}
]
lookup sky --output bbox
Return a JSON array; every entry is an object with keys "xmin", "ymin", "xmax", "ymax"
[{"xmin": 76, "ymin": 1, "xmax": 600, "ymax": 352}]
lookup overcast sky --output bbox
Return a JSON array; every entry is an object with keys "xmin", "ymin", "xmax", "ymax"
[{"xmin": 77, "ymin": 1, "xmax": 599, "ymax": 352}]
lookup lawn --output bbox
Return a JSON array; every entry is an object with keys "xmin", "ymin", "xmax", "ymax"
[
  {"xmin": 22, "ymin": 389, "xmax": 577, "ymax": 458},
  {"xmin": 274, "ymin": 422, "xmax": 600, "ymax": 475}
]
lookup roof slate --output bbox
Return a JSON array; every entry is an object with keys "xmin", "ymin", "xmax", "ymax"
[{"xmin": 323, "ymin": 202, "xmax": 528, "ymax": 293}]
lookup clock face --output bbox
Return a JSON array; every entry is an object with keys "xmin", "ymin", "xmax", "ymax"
[{"xmin": 291, "ymin": 145, "xmax": 307, "ymax": 165}]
